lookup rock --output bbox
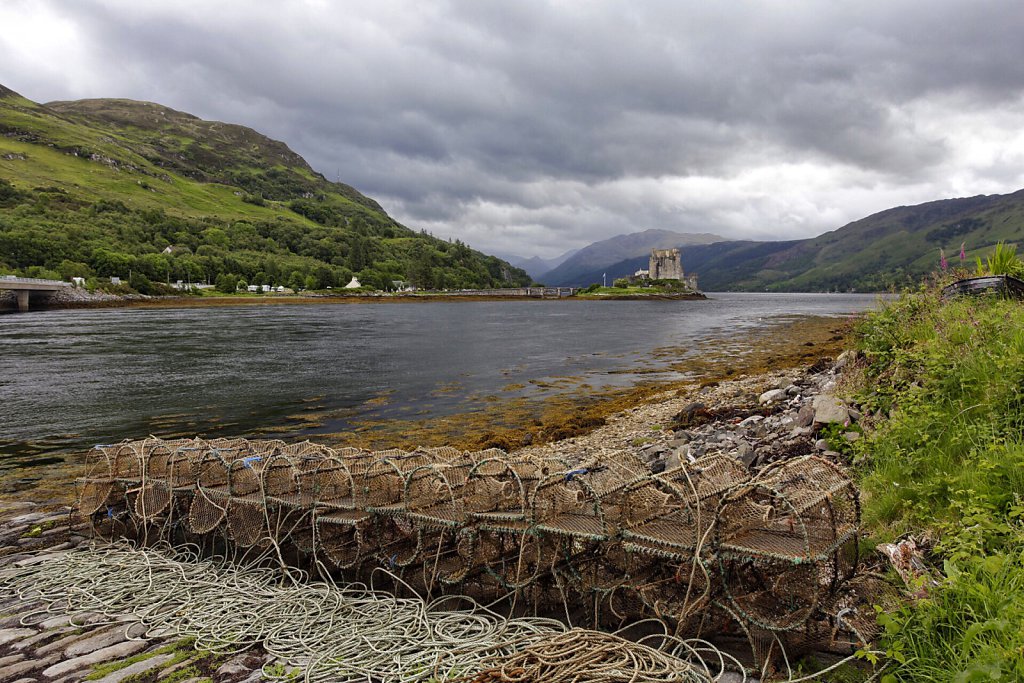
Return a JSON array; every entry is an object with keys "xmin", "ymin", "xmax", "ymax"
[
  {"xmin": 795, "ymin": 403, "xmax": 815, "ymax": 428},
  {"xmin": 791, "ymin": 426, "xmax": 813, "ymax": 437},
  {"xmin": 736, "ymin": 441, "xmax": 756, "ymax": 467},
  {"xmin": 811, "ymin": 395, "xmax": 849, "ymax": 425},
  {"xmin": 844, "ymin": 431, "xmax": 861, "ymax": 443},
  {"xmin": 738, "ymin": 415, "xmax": 764, "ymax": 428},
  {"xmin": 64, "ymin": 626, "xmax": 131, "ymax": 658},
  {"xmin": 665, "ymin": 449, "xmax": 682, "ymax": 471},
  {"xmin": 215, "ymin": 653, "xmax": 263, "ymax": 679},
  {"xmin": 0, "ymin": 629, "xmax": 36, "ymax": 647},
  {"xmin": 0, "ymin": 654, "xmax": 26, "ymax": 668},
  {"xmin": 42, "ymin": 640, "xmax": 148, "ymax": 679},
  {"xmin": 0, "ymin": 660, "xmax": 40, "ymax": 682},
  {"xmin": 668, "ymin": 434, "xmax": 690, "ymax": 446},
  {"xmin": 92, "ymin": 653, "xmax": 175, "ymax": 683},
  {"xmin": 785, "ymin": 384, "xmax": 801, "ymax": 396},
  {"xmin": 814, "ymin": 439, "xmax": 829, "ymax": 451},
  {"xmin": 650, "ymin": 459, "xmax": 666, "ymax": 474},
  {"xmin": 758, "ymin": 389, "xmax": 787, "ymax": 406},
  {"xmin": 848, "ymin": 408, "xmax": 862, "ymax": 421},
  {"xmin": 641, "ymin": 443, "xmax": 667, "ymax": 459},
  {"xmin": 835, "ymin": 349, "xmax": 857, "ymax": 371},
  {"xmin": 12, "ymin": 627, "xmax": 74, "ymax": 651}
]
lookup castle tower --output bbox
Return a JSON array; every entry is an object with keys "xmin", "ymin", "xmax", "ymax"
[{"xmin": 649, "ymin": 248, "xmax": 684, "ymax": 280}]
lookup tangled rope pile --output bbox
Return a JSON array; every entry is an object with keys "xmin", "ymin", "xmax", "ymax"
[
  {"xmin": 74, "ymin": 436, "xmax": 862, "ymax": 671},
  {"xmin": 460, "ymin": 628, "xmax": 735, "ymax": 683},
  {"xmin": 0, "ymin": 542, "xmax": 727, "ymax": 682}
]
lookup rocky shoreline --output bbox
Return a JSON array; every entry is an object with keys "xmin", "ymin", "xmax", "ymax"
[
  {"xmin": 516, "ymin": 348, "xmax": 864, "ymax": 478},
  {"xmin": 0, "ymin": 339, "xmax": 866, "ymax": 682}
]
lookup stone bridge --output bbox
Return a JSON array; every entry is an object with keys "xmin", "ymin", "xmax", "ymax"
[{"xmin": 0, "ymin": 276, "xmax": 71, "ymax": 312}]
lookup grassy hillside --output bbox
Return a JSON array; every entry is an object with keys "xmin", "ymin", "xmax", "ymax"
[
  {"xmin": 552, "ymin": 191, "xmax": 1024, "ymax": 291},
  {"xmin": 0, "ymin": 84, "xmax": 529, "ymax": 292},
  {"xmin": 849, "ymin": 271, "xmax": 1024, "ymax": 680}
]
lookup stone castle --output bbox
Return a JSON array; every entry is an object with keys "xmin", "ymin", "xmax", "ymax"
[
  {"xmin": 647, "ymin": 248, "xmax": 699, "ymax": 290},
  {"xmin": 649, "ymin": 249, "xmax": 684, "ymax": 280}
]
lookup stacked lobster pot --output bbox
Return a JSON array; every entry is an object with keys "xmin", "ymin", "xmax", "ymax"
[{"xmin": 74, "ymin": 436, "xmax": 861, "ymax": 670}]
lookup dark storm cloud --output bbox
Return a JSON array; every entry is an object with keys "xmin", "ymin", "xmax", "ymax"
[{"xmin": 3, "ymin": 0, "xmax": 1024, "ymax": 256}]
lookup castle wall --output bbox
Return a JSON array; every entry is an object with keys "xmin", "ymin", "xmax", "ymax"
[{"xmin": 649, "ymin": 248, "xmax": 684, "ymax": 280}]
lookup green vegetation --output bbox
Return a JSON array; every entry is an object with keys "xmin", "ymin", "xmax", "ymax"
[
  {"xmin": 848, "ymin": 253, "xmax": 1024, "ymax": 680},
  {"xmin": 0, "ymin": 86, "xmax": 529, "ymax": 293},
  {"xmin": 574, "ymin": 278, "xmax": 700, "ymax": 297}
]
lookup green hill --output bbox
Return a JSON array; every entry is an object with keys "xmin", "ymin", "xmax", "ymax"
[
  {"xmin": 559, "ymin": 190, "xmax": 1024, "ymax": 291},
  {"xmin": 0, "ymin": 84, "xmax": 529, "ymax": 292}
]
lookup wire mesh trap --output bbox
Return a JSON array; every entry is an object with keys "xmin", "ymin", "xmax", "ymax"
[{"xmin": 74, "ymin": 436, "xmax": 865, "ymax": 674}]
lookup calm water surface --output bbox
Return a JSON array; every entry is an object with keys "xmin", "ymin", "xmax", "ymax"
[{"xmin": 0, "ymin": 293, "xmax": 882, "ymax": 471}]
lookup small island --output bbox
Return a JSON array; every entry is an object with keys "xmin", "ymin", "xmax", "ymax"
[{"xmin": 573, "ymin": 248, "xmax": 706, "ymax": 299}]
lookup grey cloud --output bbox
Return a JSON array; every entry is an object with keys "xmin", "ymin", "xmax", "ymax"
[{"xmin": 4, "ymin": 0, "xmax": 1024, "ymax": 256}]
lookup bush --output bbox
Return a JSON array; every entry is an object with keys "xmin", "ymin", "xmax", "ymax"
[
  {"xmin": 215, "ymin": 273, "xmax": 239, "ymax": 293},
  {"xmin": 851, "ymin": 283, "xmax": 1024, "ymax": 681},
  {"xmin": 612, "ymin": 277, "xmax": 630, "ymax": 288}
]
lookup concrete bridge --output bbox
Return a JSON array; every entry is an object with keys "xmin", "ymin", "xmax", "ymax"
[{"xmin": 0, "ymin": 276, "xmax": 71, "ymax": 312}]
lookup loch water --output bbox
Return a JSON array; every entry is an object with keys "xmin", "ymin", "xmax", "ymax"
[{"xmin": 0, "ymin": 293, "xmax": 882, "ymax": 474}]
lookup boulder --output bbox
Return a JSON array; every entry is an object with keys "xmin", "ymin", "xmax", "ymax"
[
  {"xmin": 758, "ymin": 389, "xmax": 787, "ymax": 405},
  {"xmin": 812, "ymin": 395, "xmax": 849, "ymax": 425},
  {"xmin": 794, "ymin": 403, "xmax": 815, "ymax": 428},
  {"xmin": 736, "ymin": 440, "xmax": 756, "ymax": 467}
]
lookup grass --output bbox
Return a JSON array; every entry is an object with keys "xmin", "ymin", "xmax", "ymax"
[{"xmin": 848, "ymin": 274, "xmax": 1024, "ymax": 681}]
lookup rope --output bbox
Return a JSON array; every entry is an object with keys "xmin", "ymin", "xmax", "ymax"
[{"xmin": 0, "ymin": 542, "xmax": 720, "ymax": 683}]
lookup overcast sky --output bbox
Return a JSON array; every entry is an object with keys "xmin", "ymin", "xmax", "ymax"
[{"xmin": 3, "ymin": 1, "xmax": 1024, "ymax": 258}]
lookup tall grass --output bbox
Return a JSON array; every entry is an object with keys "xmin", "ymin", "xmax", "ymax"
[{"xmin": 852, "ymin": 284, "xmax": 1024, "ymax": 681}]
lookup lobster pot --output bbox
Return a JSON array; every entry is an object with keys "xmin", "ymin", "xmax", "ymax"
[
  {"xmin": 425, "ymin": 527, "xmax": 478, "ymax": 586},
  {"xmin": 305, "ymin": 457, "xmax": 357, "ymax": 510},
  {"xmin": 715, "ymin": 456, "xmax": 860, "ymax": 633},
  {"xmin": 229, "ymin": 456, "xmax": 264, "ymax": 501},
  {"xmin": 289, "ymin": 518, "xmax": 317, "ymax": 554},
  {"xmin": 226, "ymin": 498, "xmax": 267, "ymax": 548},
  {"xmin": 187, "ymin": 450, "xmax": 232, "ymax": 534},
  {"xmin": 532, "ymin": 471, "xmax": 608, "ymax": 541},
  {"xmin": 75, "ymin": 477, "xmax": 125, "ymax": 518},
  {"xmin": 111, "ymin": 442, "xmax": 144, "ymax": 483},
  {"xmin": 464, "ymin": 457, "xmax": 529, "ymax": 521},
  {"xmin": 133, "ymin": 482, "xmax": 172, "ymax": 522},
  {"xmin": 482, "ymin": 531, "xmax": 557, "ymax": 590},
  {"xmin": 145, "ymin": 439, "xmax": 191, "ymax": 482},
  {"xmin": 405, "ymin": 456, "xmax": 476, "ymax": 527},
  {"xmin": 373, "ymin": 512, "xmax": 422, "ymax": 568},
  {"xmin": 167, "ymin": 445, "xmax": 203, "ymax": 490},
  {"xmin": 83, "ymin": 445, "xmax": 116, "ymax": 480},
  {"xmin": 315, "ymin": 512, "xmax": 367, "ymax": 570},
  {"xmin": 363, "ymin": 450, "xmax": 438, "ymax": 512},
  {"xmin": 660, "ymin": 454, "xmax": 751, "ymax": 502},
  {"xmin": 263, "ymin": 453, "xmax": 303, "ymax": 507},
  {"xmin": 640, "ymin": 554, "xmax": 718, "ymax": 634}
]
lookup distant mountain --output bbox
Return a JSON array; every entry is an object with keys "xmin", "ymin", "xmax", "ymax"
[
  {"xmin": 541, "ymin": 229, "xmax": 725, "ymax": 286},
  {"xmin": 0, "ymin": 85, "xmax": 530, "ymax": 291},
  {"xmin": 569, "ymin": 190, "xmax": 1024, "ymax": 291},
  {"xmin": 500, "ymin": 248, "xmax": 578, "ymax": 281}
]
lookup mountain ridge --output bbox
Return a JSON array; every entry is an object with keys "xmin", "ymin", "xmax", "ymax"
[
  {"xmin": 554, "ymin": 190, "xmax": 1024, "ymax": 290},
  {"xmin": 0, "ymin": 84, "xmax": 530, "ymax": 291},
  {"xmin": 538, "ymin": 228, "xmax": 725, "ymax": 285}
]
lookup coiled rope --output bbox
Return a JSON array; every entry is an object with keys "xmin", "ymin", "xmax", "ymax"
[{"xmin": 0, "ymin": 542, "xmax": 725, "ymax": 683}]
